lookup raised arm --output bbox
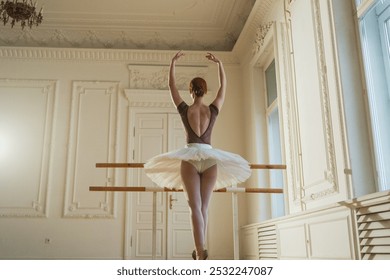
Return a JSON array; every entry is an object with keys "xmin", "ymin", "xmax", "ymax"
[
  {"xmin": 169, "ymin": 51, "xmax": 185, "ymax": 107},
  {"xmin": 206, "ymin": 53, "xmax": 226, "ymax": 111}
]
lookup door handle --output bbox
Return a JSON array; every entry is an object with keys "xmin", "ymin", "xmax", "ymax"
[{"xmin": 169, "ymin": 195, "xmax": 178, "ymax": 210}]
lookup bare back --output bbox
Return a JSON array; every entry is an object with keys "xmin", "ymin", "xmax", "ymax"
[{"xmin": 187, "ymin": 104, "xmax": 211, "ymax": 137}]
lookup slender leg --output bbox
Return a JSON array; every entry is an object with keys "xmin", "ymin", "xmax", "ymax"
[
  {"xmin": 200, "ymin": 164, "xmax": 217, "ymax": 242},
  {"xmin": 181, "ymin": 161, "xmax": 218, "ymax": 260},
  {"xmin": 181, "ymin": 161, "xmax": 204, "ymax": 257}
]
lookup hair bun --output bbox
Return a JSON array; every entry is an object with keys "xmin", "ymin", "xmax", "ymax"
[
  {"xmin": 189, "ymin": 77, "xmax": 207, "ymax": 97},
  {"xmin": 193, "ymin": 85, "xmax": 204, "ymax": 96}
]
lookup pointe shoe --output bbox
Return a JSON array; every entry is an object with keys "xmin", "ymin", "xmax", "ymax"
[
  {"xmin": 196, "ymin": 249, "xmax": 208, "ymax": 260},
  {"xmin": 192, "ymin": 250, "xmax": 196, "ymax": 260},
  {"xmin": 203, "ymin": 249, "xmax": 208, "ymax": 260}
]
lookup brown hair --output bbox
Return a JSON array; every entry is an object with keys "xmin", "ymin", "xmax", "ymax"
[{"xmin": 189, "ymin": 77, "xmax": 207, "ymax": 97}]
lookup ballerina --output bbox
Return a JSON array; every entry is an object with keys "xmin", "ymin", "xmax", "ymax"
[{"xmin": 144, "ymin": 51, "xmax": 251, "ymax": 260}]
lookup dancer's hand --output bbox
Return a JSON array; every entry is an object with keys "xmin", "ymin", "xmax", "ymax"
[
  {"xmin": 206, "ymin": 52, "xmax": 220, "ymax": 63},
  {"xmin": 169, "ymin": 51, "xmax": 184, "ymax": 107},
  {"xmin": 172, "ymin": 50, "xmax": 185, "ymax": 63}
]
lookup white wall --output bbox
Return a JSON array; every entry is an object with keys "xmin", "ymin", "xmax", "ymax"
[{"xmin": 0, "ymin": 49, "xmax": 246, "ymax": 259}]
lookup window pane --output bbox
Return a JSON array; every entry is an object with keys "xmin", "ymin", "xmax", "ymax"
[
  {"xmin": 265, "ymin": 60, "xmax": 277, "ymax": 107},
  {"xmin": 268, "ymin": 108, "xmax": 285, "ymax": 218},
  {"xmin": 359, "ymin": 0, "xmax": 390, "ymax": 191}
]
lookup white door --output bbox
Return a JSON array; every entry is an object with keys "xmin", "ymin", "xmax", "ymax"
[
  {"xmin": 130, "ymin": 113, "xmax": 193, "ymax": 259},
  {"xmin": 166, "ymin": 114, "xmax": 193, "ymax": 259}
]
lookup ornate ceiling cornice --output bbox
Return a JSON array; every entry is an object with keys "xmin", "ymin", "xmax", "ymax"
[
  {"xmin": 233, "ymin": 0, "xmax": 275, "ymax": 59},
  {"xmin": 0, "ymin": 46, "xmax": 239, "ymax": 64}
]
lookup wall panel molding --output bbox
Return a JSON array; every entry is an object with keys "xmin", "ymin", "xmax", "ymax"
[
  {"xmin": 64, "ymin": 80, "xmax": 119, "ymax": 218},
  {"xmin": 0, "ymin": 79, "xmax": 56, "ymax": 217},
  {"xmin": 277, "ymin": 19, "xmax": 304, "ymax": 212},
  {"xmin": 287, "ymin": 0, "xmax": 351, "ymax": 211},
  {"xmin": 308, "ymin": 0, "xmax": 338, "ymax": 197}
]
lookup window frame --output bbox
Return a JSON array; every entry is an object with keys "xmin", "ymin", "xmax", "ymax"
[
  {"xmin": 354, "ymin": 0, "xmax": 390, "ymax": 191},
  {"xmin": 263, "ymin": 56, "xmax": 285, "ymax": 218}
]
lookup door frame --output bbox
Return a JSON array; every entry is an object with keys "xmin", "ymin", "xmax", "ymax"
[{"xmin": 124, "ymin": 89, "xmax": 185, "ymax": 259}]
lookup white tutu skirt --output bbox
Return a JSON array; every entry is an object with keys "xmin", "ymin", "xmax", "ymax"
[{"xmin": 144, "ymin": 143, "xmax": 251, "ymax": 190}]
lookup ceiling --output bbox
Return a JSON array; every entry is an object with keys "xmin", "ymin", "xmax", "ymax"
[{"xmin": 0, "ymin": 0, "xmax": 257, "ymax": 51}]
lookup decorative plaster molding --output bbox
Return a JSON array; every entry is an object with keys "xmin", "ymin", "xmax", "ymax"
[
  {"xmin": 0, "ymin": 28, "xmax": 234, "ymax": 51},
  {"xmin": 0, "ymin": 46, "xmax": 239, "ymax": 64},
  {"xmin": 295, "ymin": 0, "xmax": 339, "ymax": 205},
  {"xmin": 64, "ymin": 80, "xmax": 119, "ymax": 218},
  {"xmin": 312, "ymin": 0, "xmax": 338, "ymax": 193},
  {"xmin": 252, "ymin": 22, "xmax": 274, "ymax": 55},
  {"xmin": 285, "ymin": 0, "xmax": 345, "ymax": 209},
  {"xmin": 125, "ymin": 89, "xmax": 182, "ymax": 110},
  {"xmin": 278, "ymin": 21, "xmax": 304, "ymax": 208},
  {"xmin": 309, "ymin": 187, "xmax": 337, "ymax": 200},
  {"xmin": 128, "ymin": 65, "xmax": 208, "ymax": 90},
  {"xmin": 234, "ymin": 0, "xmax": 274, "ymax": 57}
]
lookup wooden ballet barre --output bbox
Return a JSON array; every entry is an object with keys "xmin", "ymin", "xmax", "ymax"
[
  {"xmin": 250, "ymin": 164, "xmax": 286, "ymax": 170},
  {"xmin": 89, "ymin": 186, "xmax": 182, "ymax": 192},
  {"xmin": 96, "ymin": 163, "xmax": 145, "ymax": 168},
  {"xmin": 89, "ymin": 186, "xmax": 283, "ymax": 193},
  {"xmin": 215, "ymin": 187, "xmax": 283, "ymax": 194},
  {"xmin": 95, "ymin": 162, "xmax": 286, "ymax": 170}
]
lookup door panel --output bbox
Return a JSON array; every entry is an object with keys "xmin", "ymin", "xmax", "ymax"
[
  {"xmin": 131, "ymin": 113, "xmax": 167, "ymax": 259},
  {"xmin": 167, "ymin": 114, "xmax": 193, "ymax": 259},
  {"xmin": 167, "ymin": 191, "xmax": 193, "ymax": 259},
  {"xmin": 131, "ymin": 113, "xmax": 192, "ymax": 259}
]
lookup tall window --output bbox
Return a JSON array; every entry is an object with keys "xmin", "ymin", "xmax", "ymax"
[
  {"xmin": 265, "ymin": 59, "xmax": 285, "ymax": 218},
  {"xmin": 355, "ymin": 0, "xmax": 390, "ymax": 191}
]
